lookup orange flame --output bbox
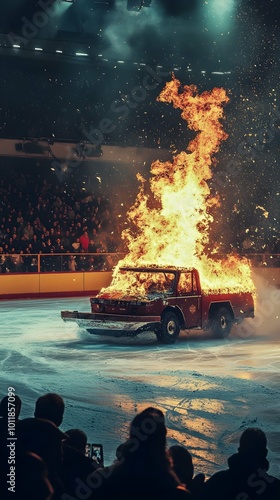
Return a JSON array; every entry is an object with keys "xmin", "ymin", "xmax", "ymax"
[{"xmin": 102, "ymin": 75, "xmax": 255, "ymax": 295}]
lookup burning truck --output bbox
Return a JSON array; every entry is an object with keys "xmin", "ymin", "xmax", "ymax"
[
  {"xmin": 61, "ymin": 266, "xmax": 254, "ymax": 343},
  {"xmin": 61, "ymin": 76, "xmax": 256, "ymax": 343}
]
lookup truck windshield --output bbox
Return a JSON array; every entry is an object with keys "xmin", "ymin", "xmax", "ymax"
[{"xmin": 119, "ymin": 270, "xmax": 176, "ymax": 298}]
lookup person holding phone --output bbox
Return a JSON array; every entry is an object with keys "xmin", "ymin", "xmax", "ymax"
[
  {"xmin": 60, "ymin": 428, "xmax": 100, "ymax": 498},
  {"xmin": 89, "ymin": 407, "xmax": 191, "ymax": 499}
]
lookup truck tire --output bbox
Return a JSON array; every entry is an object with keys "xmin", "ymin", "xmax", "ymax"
[
  {"xmin": 156, "ymin": 311, "xmax": 180, "ymax": 344},
  {"xmin": 211, "ymin": 307, "xmax": 232, "ymax": 338}
]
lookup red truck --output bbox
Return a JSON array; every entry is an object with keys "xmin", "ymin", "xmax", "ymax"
[{"xmin": 61, "ymin": 266, "xmax": 254, "ymax": 344}]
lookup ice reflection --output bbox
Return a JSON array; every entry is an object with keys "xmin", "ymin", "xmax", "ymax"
[{"xmin": 234, "ymin": 371, "xmax": 254, "ymax": 380}]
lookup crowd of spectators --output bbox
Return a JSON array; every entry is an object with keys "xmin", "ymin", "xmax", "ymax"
[
  {"xmin": 0, "ymin": 392, "xmax": 279, "ymax": 499},
  {"xmin": 0, "ymin": 165, "xmax": 127, "ymax": 273},
  {"xmin": 1, "ymin": 161, "xmax": 280, "ymax": 272}
]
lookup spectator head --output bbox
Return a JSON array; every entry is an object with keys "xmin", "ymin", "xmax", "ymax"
[
  {"xmin": 129, "ymin": 407, "xmax": 167, "ymax": 455},
  {"xmin": 17, "ymin": 451, "xmax": 54, "ymax": 500},
  {"xmin": 238, "ymin": 428, "xmax": 267, "ymax": 458},
  {"xmin": 0, "ymin": 394, "xmax": 22, "ymax": 420},
  {"xmin": 168, "ymin": 445, "xmax": 194, "ymax": 486},
  {"xmin": 34, "ymin": 393, "xmax": 65, "ymax": 427},
  {"xmin": 64, "ymin": 428, "xmax": 87, "ymax": 454}
]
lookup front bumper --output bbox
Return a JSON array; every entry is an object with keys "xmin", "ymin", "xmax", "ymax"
[{"xmin": 61, "ymin": 310, "xmax": 160, "ymax": 337}]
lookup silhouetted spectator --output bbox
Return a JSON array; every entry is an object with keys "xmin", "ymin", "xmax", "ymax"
[
  {"xmin": 16, "ymin": 451, "xmax": 54, "ymax": 500},
  {"xmin": 16, "ymin": 418, "xmax": 68, "ymax": 499},
  {"xmin": 60, "ymin": 428, "xmax": 100, "ymax": 498},
  {"xmin": 64, "ymin": 428, "xmax": 87, "ymax": 455},
  {"xmin": 90, "ymin": 406, "xmax": 191, "ymax": 499},
  {"xmin": 199, "ymin": 427, "xmax": 280, "ymax": 500},
  {"xmin": 169, "ymin": 445, "xmax": 205, "ymax": 498},
  {"xmin": 34, "ymin": 393, "xmax": 65, "ymax": 428}
]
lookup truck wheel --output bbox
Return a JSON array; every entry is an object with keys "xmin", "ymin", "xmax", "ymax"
[
  {"xmin": 211, "ymin": 307, "xmax": 232, "ymax": 338},
  {"xmin": 156, "ymin": 311, "xmax": 180, "ymax": 344}
]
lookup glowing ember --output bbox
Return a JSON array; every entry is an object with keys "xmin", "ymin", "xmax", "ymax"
[
  {"xmin": 102, "ymin": 75, "xmax": 255, "ymax": 295},
  {"xmin": 256, "ymin": 206, "xmax": 269, "ymax": 219}
]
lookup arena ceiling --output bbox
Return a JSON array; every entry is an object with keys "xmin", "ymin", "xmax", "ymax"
[{"xmin": 0, "ymin": 1, "xmax": 278, "ymax": 71}]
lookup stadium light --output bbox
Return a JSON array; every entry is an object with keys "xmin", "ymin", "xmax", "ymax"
[{"xmin": 204, "ymin": 0, "xmax": 235, "ymax": 32}]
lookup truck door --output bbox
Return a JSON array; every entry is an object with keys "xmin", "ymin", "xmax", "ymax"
[{"xmin": 177, "ymin": 272, "xmax": 201, "ymax": 328}]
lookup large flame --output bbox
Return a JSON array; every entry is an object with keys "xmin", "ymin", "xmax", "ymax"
[{"xmin": 102, "ymin": 75, "xmax": 255, "ymax": 295}]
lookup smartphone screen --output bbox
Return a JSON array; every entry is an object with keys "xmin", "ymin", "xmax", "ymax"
[{"xmin": 91, "ymin": 443, "xmax": 104, "ymax": 467}]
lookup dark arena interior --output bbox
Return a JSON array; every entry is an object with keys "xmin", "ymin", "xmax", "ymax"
[{"xmin": 1, "ymin": 1, "xmax": 280, "ymax": 499}]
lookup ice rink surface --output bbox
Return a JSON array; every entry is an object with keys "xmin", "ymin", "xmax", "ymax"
[{"xmin": 0, "ymin": 294, "xmax": 280, "ymax": 478}]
